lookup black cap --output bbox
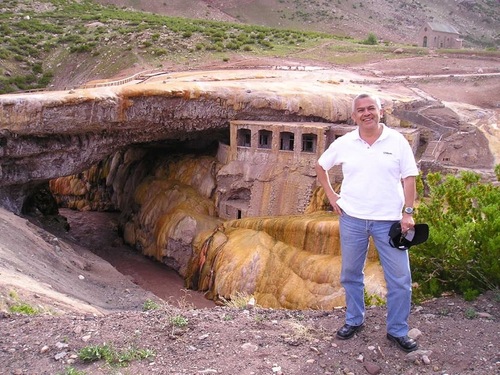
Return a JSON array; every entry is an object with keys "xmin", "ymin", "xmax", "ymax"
[{"xmin": 389, "ymin": 223, "xmax": 429, "ymax": 250}]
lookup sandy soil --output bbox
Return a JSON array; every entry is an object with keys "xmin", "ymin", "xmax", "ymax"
[{"xmin": 0, "ymin": 54, "xmax": 499, "ymax": 375}]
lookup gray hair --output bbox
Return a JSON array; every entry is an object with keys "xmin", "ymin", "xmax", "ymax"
[{"xmin": 351, "ymin": 93, "xmax": 382, "ymax": 113}]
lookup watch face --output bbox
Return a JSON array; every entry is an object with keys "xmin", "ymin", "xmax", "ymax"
[{"xmin": 405, "ymin": 207, "xmax": 414, "ymax": 214}]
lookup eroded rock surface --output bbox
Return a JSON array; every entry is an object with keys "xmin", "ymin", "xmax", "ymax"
[
  {"xmin": 1, "ymin": 67, "xmax": 497, "ymax": 310},
  {"xmin": 187, "ymin": 213, "xmax": 384, "ymax": 309},
  {"xmin": 49, "ymin": 147, "xmax": 386, "ymax": 309},
  {"xmin": 0, "ymin": 68, "xmax": 421, "ymax": 213}
]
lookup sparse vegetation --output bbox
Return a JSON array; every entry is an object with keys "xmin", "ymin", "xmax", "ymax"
[
  {"xmin": 223, "ymin": 313, "xmax": 234, "ymax": 321},
  {"xmin": 6, "ymin": 290, "xmax": 41, "ymax": 315},
  {"xmin": 1, "ymin": 0, "xmax": 497, "ymax": 94},
  {"xmin": 78, "ymin": 344, "xmax": 113, "ymax": 362},
  {"xmin": 78, "ymin": 343, "xmax": 154, "ymax": 366},
  {"xmin": 0, "ymin": 0, "xmax": 333, "ymax": 94},
  {"xmin": 286, "ymin": 320, "xmax": 315, "ymax": 342},
  {"xmin": 166, "ymin": 313, "xmax": 190, "ymax": 337},
  {"xmin": 170, "ymin": 314, "xmax": 189, "ymax": 328},
  {"xmin": 142, "ymin": 299, "xmax": 160, "ymax": 311},
  {"xmin": 464, "ymin": 307, "xmax": 477, "ymax": 319},
  {"xmin": 58, "ymin": 367, "xmax": 86, "ymax": 375},
  {"xmin": 220, "ymin": 291, "xmax": 256, "ymax": 308},
  {"xmin": 364, "ymin": 289, "xmax": 386, "ymax": 306},
  {"xmin": 9, "ymin": 302, "xmax": 39, "ymax": 315}
]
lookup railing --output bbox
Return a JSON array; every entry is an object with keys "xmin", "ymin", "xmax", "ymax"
[{"xmin": 80, "ymin": 69, "xmax": 166, "ymax": 89}]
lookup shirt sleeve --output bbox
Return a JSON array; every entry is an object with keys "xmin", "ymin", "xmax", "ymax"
[{"xmin": 317, "ymin": 141, "xmax": 339, "ymax": 171}]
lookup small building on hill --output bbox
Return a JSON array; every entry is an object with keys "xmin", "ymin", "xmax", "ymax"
[{"xmin": 417, "ymin": 22, "xmax": 462, "ymax": 49}]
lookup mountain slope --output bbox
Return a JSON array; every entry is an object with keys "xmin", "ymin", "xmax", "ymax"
[
  {"xmin": 0, "ymin": 0, "xmax": 497, "ymax": 94},
  {"xmin": 96, "ymin": 0, "xmax": 499, "ymax": 48}
]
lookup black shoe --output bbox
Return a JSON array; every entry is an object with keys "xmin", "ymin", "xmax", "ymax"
[
  {"xmin": 386, "ymin": 333, "xmax": 418, "ymax": 352},
  {"xmin": 336, "ymin": 323, "xmax": 364, "ymax": 340}
]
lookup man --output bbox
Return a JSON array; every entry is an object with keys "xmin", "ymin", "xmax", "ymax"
[{"xmin": 315, "ymin": 93, "xmax": 419, "ymax": 352}]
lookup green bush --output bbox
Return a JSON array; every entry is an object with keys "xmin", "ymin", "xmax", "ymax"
[
  {"xmin": 411, "ymin": 170, "xmax": 500, "ymax": 299},
  {"xmin": 69, "ymin": 44, "xmax": 93, "ymax": 53},
  {"xmin": 79, "ymin": 344, "xmax": 114, "ymax": 362},
  {"xmin": 0, "ymin": 47, "xmax": 11, "ymax": 59},
  {"xmin": 361, "ymin": 33, "xmax": 378, "ymax": 45},
  {"xmin": 59, "ymin": 367, "xmax": 85, "ymax": 375},
  {"xmin": 38, "ymin": 71, "xmax": 54, "ymax": 87},
  {"xmin": 170, "ymin": 315, "xmax": 189, "ymax": 327},
  {"xmin": 32, "ymin": 63, "xmax": 43, "ymax": 74},
  {"xmin": 142, "ymin": 299, "xmax": 160, "ymax": 311},
  {"xmin": 9, "ymin": 302, "xmax": 39, "ymax": 315},
  {"xmin": 78, "ymin": 344, "xmax": 154, "ymax": 366}
]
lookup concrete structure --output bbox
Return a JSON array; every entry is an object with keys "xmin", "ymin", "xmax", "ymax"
[
  {"xmin": 417, "ymin": 22, "xmax": 462, "ymax": 49},
  {"xmin": 216, "ymin": 120, "xmax": 420, "ymax": 220}
]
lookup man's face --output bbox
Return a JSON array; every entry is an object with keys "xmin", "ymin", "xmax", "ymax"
[{"xmin": 351, "ymin": 96, "xmax": 383, "ymax": 128}]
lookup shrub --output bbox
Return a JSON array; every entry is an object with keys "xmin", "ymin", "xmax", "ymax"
[
  {"xmin": 170, "ymin": 315, "xmax": 188, "ymax": 327},
  {"xmin": 78, "ymin": 344, "xmax": 154, "ymax": 366},
  {"xmin": 69, "ymin": 44, "xmax": 92, "ymax": 53},
  {"xmin": 0, "ymin": 47, "xmax": 11, "ymax": 59},
  {"xmin": 142, "ymin": 299, "xmax": 160, "ymax": 311},
  {"xmin": 361, "ymin": 33, "xmax": 378, "ymax": 45},
  {"xmin": 79, "ymin": 344, "xmax": 114, "ymax": 362},
  {"xmin": 226, "ymin": 41, "xmax": 240, "ymax": 50},
  {"xmin": 9, "ymin": 302, "xmax": 39, "ymax": 315},
  {"xmin": 59, "ymin": 367, "xmax": 85, "ymax": 375},
  {"xmin": 151, "ymin": 48, "xmax": 168, "ymax": 56},
  {"xmin": 37, "ymin": 71, "xmax": 54, "ymax": 87},
  {"xmin": 411, "ymin": 170, "xmax": 500, "ymax": 299},
  {"xmin": 32, "ymin": 63, "xmax": 43, "ymax": 74}
]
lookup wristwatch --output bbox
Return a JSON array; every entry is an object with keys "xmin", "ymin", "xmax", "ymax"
[{"xmin": 404, "ymin": 207, "xmax": 414, "ymax": 215}]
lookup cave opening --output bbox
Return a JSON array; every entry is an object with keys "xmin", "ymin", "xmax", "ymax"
[{"xmin": 21, "ymin": 133, "xmax": 231, "ymax": 309}]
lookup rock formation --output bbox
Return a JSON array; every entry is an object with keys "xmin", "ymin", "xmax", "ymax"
[
  {"xmin": 1, "ymin": 68, "xmax": 496, "ymax": 309},
  {"xmin": 48, "ymin": 146, "xmax": 387, "ymax": 309},
  {"xmin": 186, "ymin": 212, "xmax": 384, "ymax": 309},
  {"xmin": 0, "ymin": 68, "xmax": 420, "ymax": 213}
]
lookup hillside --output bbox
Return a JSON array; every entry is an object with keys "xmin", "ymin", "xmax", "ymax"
[
  {"xmin": 0, "ymin": 0, "xmax": 498, "ymax": 94},
  {"xmin": 96, "ymin": 0, "xmax": 500, "ymax": 48}
]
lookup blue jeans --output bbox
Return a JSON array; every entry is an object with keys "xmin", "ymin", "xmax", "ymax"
[{"xmin": 339, "ymin": 213, "xmax": 412, "ymax": 337}]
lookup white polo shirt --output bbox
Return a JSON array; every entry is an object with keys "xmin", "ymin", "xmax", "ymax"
[{"xmin": 318, "ymin": 124, "xmax": 419, "ymax": 220}]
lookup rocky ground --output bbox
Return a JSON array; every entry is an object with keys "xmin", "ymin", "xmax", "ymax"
[
  {"xmin": 0, "ymin": 54, "xmax": 499, "ymax": 375},
  {"xmin": 1, "ymin": 287, "xmax": 499, "ymax": 375}
]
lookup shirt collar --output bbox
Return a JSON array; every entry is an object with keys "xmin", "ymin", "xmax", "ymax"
[{"xmin": 354, "ymin": 123, "xmax": 388, "ymax": 142}]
